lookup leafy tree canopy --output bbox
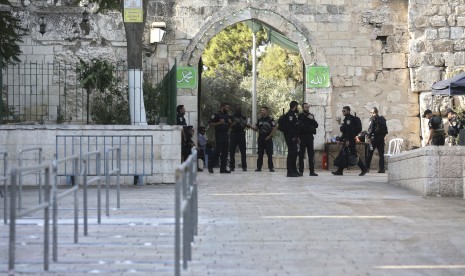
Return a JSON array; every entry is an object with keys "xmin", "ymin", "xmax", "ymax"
[
  {"xmin": 258, "ymin": 44, "xmax": 303, "ymax": 86},
  {"xmin": 0, "ymin": 0, "xmax": 28, "ymax": 68},
  {"xmin": 202, "ymin": 22, "xmax": 267, "ymax": 77},
  {"xmin": 87, "ymin": 0, "xmax": 121, "ymax": 12}
]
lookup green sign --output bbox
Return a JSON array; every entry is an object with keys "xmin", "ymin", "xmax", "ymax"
[
  {"xmin": 306, "ymin": 66, "xmax": 330, "ymax": 88},
  {"xmin": 177, "ymin": 67, "xmax": 198, "ymax": 89}
]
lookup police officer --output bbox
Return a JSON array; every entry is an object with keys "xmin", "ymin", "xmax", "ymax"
[
  {"xmin": 284, "ymin": 101, "xmax": 301, "ymax": 177},
  {"xmin": 251, "ymin": 106, "xmax": 276, "ymax": 172},
  {"xmin": 446, "ymin": 108, "xmax": 463, "ymax": 145},
  {"xmin": 423, "ymin": 109, "xmax": 445, "ymax": 146},
  {"xmin": 176, "ymin": 105, "xmax": 188, "ymax": 161},
  {"xmin": 176, "ymin": 105, "xmax": 187, "ymax": 126},
  {"xmin": 366, "ymin": 107, "xmax": 386, "ymax": 173},
  {"xmin": 332, "ymin": 106, "xmax": 368, "ymax": 176},
  {"xmin": 208, "ymin": 103, "xmax": 232, "ymax": 173},
  {"xmin": 229, "ymin": 104, "xmax": 248, "ymax": 171},
  {"xmin": 298, "ymin": 103, "xmax": 318, "ymax": 176}
]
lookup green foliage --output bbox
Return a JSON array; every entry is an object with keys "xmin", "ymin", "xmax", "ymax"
[
  {"xmin": 0, "ymin": 0, "xmax": 28, "ymax": 68},
  {"xmin": 200, "ymin": 64, "xmax": 251, "ymax": 126},
  {"xmin": 143, "ymin": 81, "xmax": 164, "ymax": 125},
  {"xmin": 258, "ymin": 45, "xmax": 303, "ymax": 85},
  {"xmin": 202, "ymin": 22, "xmax": 267, "ymax": 77},
  {"xmin": 86, "ymin": 0, "xmax": 121, "ymax": 12},
  {"xmin": 1, "ymin": 102, "xmax": 18, "ymax": 121},
  {"xmin": 76, "ymin": 59, "xmax": 129, "ymax": 124},
  {"xmin": 240, "ymin": 76, "xmax": 303, "ymax": 119}
]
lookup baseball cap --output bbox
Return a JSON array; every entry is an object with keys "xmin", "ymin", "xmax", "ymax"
[{"xmin": 423, "ymin": 109, "xmax": 432, "ymax": 118}]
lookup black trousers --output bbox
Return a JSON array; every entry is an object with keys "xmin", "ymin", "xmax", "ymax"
[
  {"xmin": 298, "ymin": 134, "xmax": 315, "ymax": 172},
  {"xmin": 209, "ymin": 132, "xmax": 229, "ymax": 170},
  {"xmin": 285, "ymin": 135, "xmax": 298, "ymax": 174},
  {"xmin": 230, "ymin": 132, "xmax": 247, "ymax": 169},
  {"xmin": 257, "ymin": 137, "xmax": 274, "ymax": 170},
  {"xmin": 432, "ymin": 135, "xmax": 445, "ymax": 146},
  {"xmin": 366, "ymin": 137, "xmax": 385, "ymax": 170}
]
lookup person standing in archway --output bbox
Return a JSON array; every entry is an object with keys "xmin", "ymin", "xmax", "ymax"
[
  {"xmin": 251, "ymin": 106, "xmax": 277, "ymax": 172},
  {"xmin": 229, "ymin": 104, "xmax": 249, "ymax": 171},
  {"xmin": 298, "ymin": 103, "xmax": 319, "ymax": 176},
  {"xmin": 284, "ymin": 101, "xmax": 301, "ymax": 177},
  {"xmin": 208, "ymin": 102, "xmax": 232, "ymax": 173}
]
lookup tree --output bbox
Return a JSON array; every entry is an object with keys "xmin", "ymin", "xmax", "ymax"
[
  {"xmin": 258, "ymin": 44, "xmax": 303, "ymax": 86},
  {"xmin": 202, "ymin": 22, "xmax": 267, "ymax": 77},
  {"xmin": 0, "ymin": 0, "xmax": 28, "ymax": 68}
]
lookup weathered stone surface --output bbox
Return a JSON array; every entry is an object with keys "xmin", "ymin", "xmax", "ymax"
[{"xmin": 382, "ymin": 53, "xmax": 406, "ymax": 69}]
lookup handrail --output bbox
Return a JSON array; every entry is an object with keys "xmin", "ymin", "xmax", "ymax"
[
  {"xmin": 175, "ymin": 147, "xmax": 198, "ymax": 276},
  {"xmin": 105, "ymin": 147, "xmax": 121, "ymax": 217},
  {"xmin": 81, "ymin": 150, "xmax": 103, "ymax": 235},
  {"xmin": 18, "ymin": 147, "xmax": 43, "ymax": 209},
  {"xmin": 9, "ymin": 163, "xmax": 52, "ymax": 273},
  {"xmin": 1, "ymin": 150, "xmax": 8, "ymax": 224},
  {"xmin": 51, "ymin": 154, "xmax": 80, "ymax": 262}
]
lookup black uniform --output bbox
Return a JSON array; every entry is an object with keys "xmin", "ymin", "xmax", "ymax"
[
  {"xmin": 429, "ymin": 116, "xmax": 445, "ymax": 146},
  {"xmin": 176, "ymin": 113, "xmax": 188, "ymax": 161},
  {"xmin": 176, "ymin": 113, "xmax": 187, "ymax": 126},
  {"xmin": 229, "ymin": 113, "xmax": 248, "ymax": 171},
  {"xmin": 298, "ymin": 111, "xmax": 318, "ymax": 174},
  {"xmin": 334, "ymin": 114, "xmax": 367, "ymax": 174},
  {"xmin": 208, "ymin": 111, "xmax": 231, "ymax": 172},
  {"xmin": 448, "ymin": 117, "xmax": 463, "ymax": 145},
  {"xmin": 256, "ymin": 116, "xmax": 276, "ymax": 171},
  {"xmin": 284, "ymin": 110, "xmax": 300, "ymax": 176},
  {"xmin": 366, "ymin": 115, "xmax": 386, "ymax": 172}
]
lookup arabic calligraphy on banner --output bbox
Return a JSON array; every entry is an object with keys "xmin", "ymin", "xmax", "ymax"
[
  {"xmin": 306, "ymin": 66, "xmax": 330, "ymax": 88},
  {"xmin": 176, "ymin": 67, "xmax": 198, "ymax": 89}
]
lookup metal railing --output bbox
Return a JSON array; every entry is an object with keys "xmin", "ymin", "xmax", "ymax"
[
  {"xmin": 1, "ymin": 61, "xmax": 176, "ymax": 124},
  {"xmin": 244, "ymin": 128, "xmax": 288, "ymax": 155},
  {"xmin": 9, "ymin": 163, "xmax": 52, "ymax": 273},
  {"xmin": 175, "ymin": 148, "xmax": 198, "ymax": 276},
  {"xmin": 81, "ymin": 150, "xmax": 103, "ymax": 233},
  {"xmin": 56, "ymin": 135, "xmax": 152, "ymax": 185},
  {"xmin": 51, "ymin": 155, "xmax": 80, "ymax": 262},
  {"xmin": 18, "ymin": 147, "xmax": 43, "ymax": 209},
  {"xmin": 1, "ymin": 151, "xmax": 8, "ymax": 224},
  {"xmin": 105, "ymin": 147, "xmax": 121, "ymax": 216}
]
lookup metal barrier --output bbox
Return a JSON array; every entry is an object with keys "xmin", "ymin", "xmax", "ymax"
[
  {"xmin": 1, "ymin": 151, "xmax": 7, "ymax": 224},
  {"xmin": 9, "ymin": 163, "xmax": 52, "ymax": 273},
  {"xmin": 245, "ymin": 128, "xmax": 288, "ymax": 155},
  {"xmin": 18, "ymin": 147, "xmax": 43, "ymax": 209},
  {"xmin": 105, "ymin": 147, "xmax": 121, "ymax": 216},
  {"xmin": 51, "ymin": 155, "xmax": 80, "ymax": 262},
  {"xmin": 81, "ymin": 150, "xmax": 103, "ymax": 234},
  {"xmin": 175, "ymin": 148, "xmax": 198, "ymax": 276},
  {"xmin": 56, "ymin": 135, "xmax": 152, "ymax": 185}
]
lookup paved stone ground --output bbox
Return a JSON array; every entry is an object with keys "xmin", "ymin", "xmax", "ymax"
[{"xmin": 2, "ymin": 169, "xmax": 465, "ymax": 275}]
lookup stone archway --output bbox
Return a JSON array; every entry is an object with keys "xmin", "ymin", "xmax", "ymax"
[{"xmin": 178, "ymin": 4, "xmax": 332, "ymax": 149}]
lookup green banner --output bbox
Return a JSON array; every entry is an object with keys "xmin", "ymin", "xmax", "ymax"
[
  {"xmin": 176, "ymin": 67, "xmax": 198, "ymax": 89},
  {"xmin": 306, "ymin": 66, "xmax": 330, "ymax": 88}
]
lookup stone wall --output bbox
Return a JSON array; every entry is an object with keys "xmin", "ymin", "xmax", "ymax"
[
  {"xmin": 388, "ymin": 146, "xmax": 465, "ymax": 197},
  {"xmin": 0, "ymin": 125, "xmax": 182, "ymax": 184},
  {"xmin": 6, "ymin": 0, "xmax": 461, "ymax": 154}
]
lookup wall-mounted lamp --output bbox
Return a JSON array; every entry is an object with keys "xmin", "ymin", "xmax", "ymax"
[
  {"xmin": 82, "ymin": 8, "xmax": 89, "ymax": 23},
  {"xmin": 39, "ymin": 16, "xmax": 46, "ymax": 35},
  {"xmin": 150, "ymin": 22, "xmax": 166, "ymax": 43}
]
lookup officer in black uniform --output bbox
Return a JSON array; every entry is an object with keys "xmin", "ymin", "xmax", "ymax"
[
  {"xmin": 229, "ymin": 104, "xmax": 249, "ymax": 171},
  {"xmin": 208, "ymin": 103, "xmax": 232, "ymax": 173},
  {"xmin": 298, "ymin": 103, "xmax": 318, "ymax": 176},
  {"xmin": 284, "ymin": 101, "xmax": 301, "ymax": 177},
  {"xmin": 251, "ymin": 106, "xmax": 276, "ymax": 172},
  {"xmin": 423, "ymin": 109, "xmax": 445, "ymax": 146},
  {"xmin": 446, "ymin": 108, "xmax": 463, "ymax": 145},
  {"xmin": 176, "ymin": 105, "xmax": 188, "ymax": 161},
  {"xmin": 332, "ymin": 106, "xmax": 368, "ymax": 176},
  {"xmin": 366, "ymin": 107, "xmax": 386, "ymax": 173}
]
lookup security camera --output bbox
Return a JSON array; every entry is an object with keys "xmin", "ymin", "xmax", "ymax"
[{"xmin": 150, "ymin": 22, "xmax": 166, "ymax": 43}]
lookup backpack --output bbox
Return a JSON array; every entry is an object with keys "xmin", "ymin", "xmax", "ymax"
[
  {"xmin": 277, "ymin": 109, "xmax": 287, "ymax": 133},
  {"xmin": 375, "ymin": 116, "xmax": 388, "ymax": 136},
  {"xmin": 353, "ymin": 114, "xmax": 362, "ymax": 135}
]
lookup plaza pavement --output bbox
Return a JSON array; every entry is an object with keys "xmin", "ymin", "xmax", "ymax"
[{"xmin": 2, "ymin": 168, "xmax": 465, "ymax": 275}]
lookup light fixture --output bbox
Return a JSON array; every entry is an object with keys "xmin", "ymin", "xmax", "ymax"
[
  {"xmin": 39, "ymin": 16, "xmax": 46, "ymax": 35},
  {"xmin": 150, "ymin": 22, "xmax": 166, "ymax": 43},
  {"xmin": 82, "ymin": 8, "xmax": 89, "ymax": 23}
]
